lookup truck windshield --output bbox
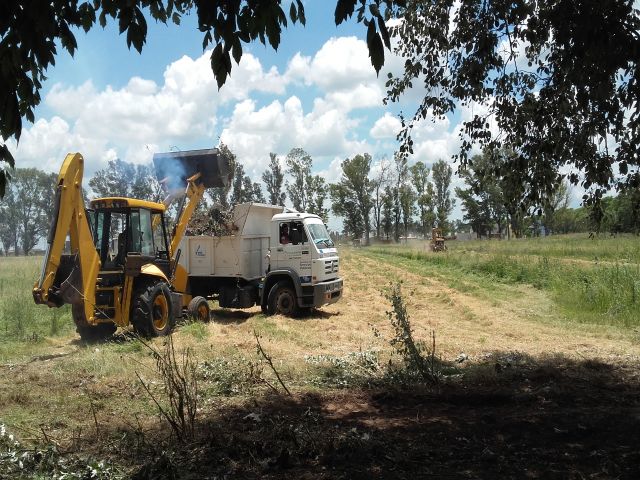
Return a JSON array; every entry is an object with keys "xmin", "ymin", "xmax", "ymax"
[{"xmin": 307, "ymin": 223, "xmax": 334, "ymax": 247}]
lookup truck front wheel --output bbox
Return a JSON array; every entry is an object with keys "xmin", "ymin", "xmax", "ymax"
[
  {"xmin": 267, "ymin": 281, "xmax": 299, "ymax": 316},
  {"xmin": 132, "ymin": 281, "xmax": 175, "ymax": 337}
]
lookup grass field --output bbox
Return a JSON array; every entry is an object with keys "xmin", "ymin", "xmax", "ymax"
[{"xmin": 1, "ymin": 235, "xmax": 639, "ymax": 478}]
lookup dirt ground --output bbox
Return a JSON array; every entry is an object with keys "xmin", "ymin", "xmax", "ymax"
[{"xmin": 2, "ymin": 248, "xmax": 640, "ymax": 478}]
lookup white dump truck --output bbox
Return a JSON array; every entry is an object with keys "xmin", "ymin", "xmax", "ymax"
[{"xmin": 177, "ymin": 203, "xmax": 343, "ymax": 317}]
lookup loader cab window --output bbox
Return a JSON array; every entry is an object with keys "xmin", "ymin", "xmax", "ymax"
[
  {"xmin": 152, "ymin": 212, "xmax": 169, "ymax": 259},
  {"xmin": 129, "ymin": 209, "xmax": 154, "ymax": 257},
  {"xmin": 94, "ymin": 210, "xmax": 128, "ymax": 267}
]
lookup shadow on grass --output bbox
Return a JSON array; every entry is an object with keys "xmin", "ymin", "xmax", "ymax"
[{"xmin": 87, "ymin": 352, "xmax": 640, "ymax": 479}]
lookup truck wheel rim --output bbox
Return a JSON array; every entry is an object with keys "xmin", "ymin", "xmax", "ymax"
[
  {"xmin": 153, "ymin": 295, "xmax": 169, "ymax": 330},
  {"xmin": 277, "ymin": 291, "xmax": 294, "ymax": 314},
  {"xmin": 198, "ymin": 303, "xmax": 209, "ymax": 321}
]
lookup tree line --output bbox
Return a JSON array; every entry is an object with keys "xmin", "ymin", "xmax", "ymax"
[{"xmin": 2, "ymin": 143, "xmax": 639, "ymax": 255}]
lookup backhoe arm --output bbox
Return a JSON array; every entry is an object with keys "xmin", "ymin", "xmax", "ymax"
[
  {"xmin": 33, "ymin": 153, "xmax": 100, "ymax": 325},
  {"xmin": 169, "ymin": 173, "xmax": 205, "ymax": 258}
]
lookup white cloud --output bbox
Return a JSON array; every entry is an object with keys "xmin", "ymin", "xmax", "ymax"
[
  {"xmin": 370, "ymin": 113, "xmax": 402, "ymax": 139},
  {"xmin": 13, "ymin": 50, "xmax": 287, "ymax": 177}
]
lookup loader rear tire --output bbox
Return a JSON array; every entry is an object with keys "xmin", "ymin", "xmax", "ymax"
[{"xmin": 132, "ymin": 281, "xmax": 174, "ymax": 337}]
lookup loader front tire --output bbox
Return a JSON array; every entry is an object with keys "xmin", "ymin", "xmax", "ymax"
[
  {"xmin": 132, "ymin": 281, "xmax": 174, "ymax": 337},
  {"xmin": 188, "ymin": 296, "xmax": 210, "ymax": 322},
  {"xmin": 72, "ymin": 304, "xmax": 117, "ymax": 343}
]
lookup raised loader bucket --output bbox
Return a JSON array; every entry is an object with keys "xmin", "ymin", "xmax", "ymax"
[{"xmin": 153, "ymin": 148, "xmax": 232, "ymax": 190}]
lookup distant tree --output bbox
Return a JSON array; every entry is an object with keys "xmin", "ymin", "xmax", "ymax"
[
  {"xmin": 542, "ymin": 180, "xmax": 572, "ymax": 235},
  {"xmin": 381, "ymin": 186, "xmax": 394, "ymax": 241},
  {"xmin": 306, "ymin": 175, "xmax": 328, "ymax": 221},
  {"xmin": 330, "ymin": 154, "xmax": 374, "ymax": 245},
  {"xmin": 410, "ymin": 161, "xmax": 436, "ymax": 238},
  {"xmin": 431, "ymin": 160, "xmax": 455, "ymax": 235},
  {"xmin": 262, "ymin": 153, "xmax": 286, "ymax": 206},
  {"xmin": 0, "ymin": 180, "xmax": 18, "ymax": 255},
  {"xmin": 89, "ymin": 158, "xmax": 160, "ymax": 201},
  {"xmin": 392, "ymin": 153, "xmax": 409, "ymax": 241},
  {"xmin": 285, "ymin": 147, "xmax": 313, "ymax": 212},
  {"xmin": 208, "ymin": 143, "xmax": 236, "ymax": 209},
  {"xmin": 456, "ymin": 152, "xmax": 508, "ymax": 237},
  {"xmin": 371, "ymin": 158, "xmax": 391, "ymax": 240},
  {"xmin": 398, "ymin": 184, "xmax": 415, "ymax": 241},
  {"xmin": 0, "ymin": 168, "xmax": 57, "ymax": 255},
  {"xmin": 331, "ymin": 183, "xmax": 363, "ymax": 240}
]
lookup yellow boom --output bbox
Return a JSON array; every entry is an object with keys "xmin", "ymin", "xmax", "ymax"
[{"xmin": 32, "ymin": 153, "xmax": 100, "ymax": 325}]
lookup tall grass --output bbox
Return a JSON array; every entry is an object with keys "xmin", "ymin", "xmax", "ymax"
[
  {"xmin": 448, "ymin": 233, "xmax": 640, "ymax": 263},
  {"xmin": 367, "ymin": 244, "xmax": 640, "ymax": 328},
  {"xmin": 0, "ymin": 256, "xmax": 74, "ymax": 347}
]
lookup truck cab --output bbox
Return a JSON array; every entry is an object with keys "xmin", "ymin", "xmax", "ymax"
[{"xmin": 266, "ymin": 212, "xmax": 342, "ymax": 314}]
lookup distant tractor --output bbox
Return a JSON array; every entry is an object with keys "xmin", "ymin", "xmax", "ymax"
[{"xmin": 430, "ymin": 228, "xmax": 447, "ymax": 252}]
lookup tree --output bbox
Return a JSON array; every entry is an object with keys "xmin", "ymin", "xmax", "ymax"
[
  {"xmin": 392, "ymin": 153, "xmax": 409, "ymax": 241},
  {"xmin": 0, "ymin": 168, "xmax": 57, "ymax": 255},
  {"xmin": 0, "ymin": 0, "xmax": 401, "ymax": 197},
  {"xmin": 398, "ymin": 184, "xmax": 415, "ymax": 241},
  {"xmin": 208, "ymin": 143, "xmax": 236, "ymax": 209},
  {"xmin": 410, "ymin": 161, "xmax": 436, "ymax": 238},
  {"xmin": 262, "ymin": 153, "xmax": 286, "ymax": 206},
  {"xmin": 381, "ymin": 186, "xmax": 394, "ymax": 240},
  {"xmin": 285, "ymin": 148, "xmax": 313, "ymax": 212},
  {"xmin": 330, "ymin": 153, "xmax": 374, "ymax": 244},
  {"xmin": 306, "ymin": 175, "xmax": 328, "ymax": 221},
  {"xmin": 431, "ymin": 160, "xmax": 455, "ymax": 235},
  {"xmin": 371, "ymin": 158, "xmax": 391, "ymax": 240},
  {"xmin": 0, "ymin": 181, "xmax": 18, "ymax": 255},
  {"xmin": 89, "ymin": 158, "xmax": 160, "ymax": 200},
  {"xmin": 456, "ymin": 152, "xmax": 508, "ymax": 238},
  {"xmin": 387, "ymin": 1, "xmax": 640, "ymax": 209}
]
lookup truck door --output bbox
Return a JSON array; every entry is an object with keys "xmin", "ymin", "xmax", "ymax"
[{"xmin": 273, "ymin": 220, "xmax": 312, "ymax": 283}]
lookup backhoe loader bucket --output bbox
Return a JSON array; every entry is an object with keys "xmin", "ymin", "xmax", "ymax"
[{"xmin": 153, "ymin": 148, "xmax": 232, "ymax": 190}]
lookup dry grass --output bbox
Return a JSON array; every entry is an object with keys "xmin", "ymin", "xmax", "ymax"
[{"xmin": 1, "ymin": 245, "xmax": 640, "ymax": 470}]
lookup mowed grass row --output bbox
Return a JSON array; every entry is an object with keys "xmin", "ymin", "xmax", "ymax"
[
  {"xmin": 447, "ymin": 233, "xmax": 640, "ymax": 263},
  {"xmin": 0, "ymin": 256, "xmax": 75, "ymax": 360},
  {"xmin": 364, "ymin": 240, "xmax": 640, "ymax": 329}
]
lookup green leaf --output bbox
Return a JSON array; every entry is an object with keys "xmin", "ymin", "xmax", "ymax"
[
  {"xmin": 0, "ymin": 144, "xmax": 15, "ymax": 168},
  {"xmin": 231, "ymin": 35, "xmax": 242, "ymax": 64},
  {"xmin": 366, "ymin": 21, "xmax": 385, "ymax": 74},
  {"xmin": 335, "ymin": 0, "xmax": 357, "ymax": 25},
  {"xmin": 376, "ymin": 14, "xmax": 390, "ymax": 50},
  {"xmin": 289, "ymin": 2, "xmax": 297, "ymax": 23},
  {"xmin": 296, "ymin": 0, "xmax": 306, "ymax": 25}
]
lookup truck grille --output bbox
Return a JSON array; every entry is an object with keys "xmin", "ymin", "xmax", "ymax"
[{"xmin": 324, "ymin": 259, "xmax": 339, "ymax": 274}]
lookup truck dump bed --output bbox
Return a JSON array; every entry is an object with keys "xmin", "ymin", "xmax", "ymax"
[{"xmin": 179, "ymin": 203, "xmax": 284, "ymax": 280}]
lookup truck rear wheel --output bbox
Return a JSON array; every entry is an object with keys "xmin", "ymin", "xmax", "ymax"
[
  {"xmin": 267, "ymin": 281, "xmax": 299, "ymax": 316},
  {"xmin": 188, "ymin": 296, "xmax": 210, "ymax": 322},
  {"xmin": 132, "ymin": 281, "xmax": 174, "ymax": 337}
]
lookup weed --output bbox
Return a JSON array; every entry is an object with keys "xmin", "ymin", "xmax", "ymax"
[
  {"xmin": 384, "ymin": 282, "xmax": 439, "ymax": 385},
  {"xmin": 136, "ymin": 336, "xmax": 198, "ymax": 443}
]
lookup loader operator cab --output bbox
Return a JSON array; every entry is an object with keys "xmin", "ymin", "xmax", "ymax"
[{"xmin": 89, "ymin": 198, "xmax": 170, "ymax": 275}]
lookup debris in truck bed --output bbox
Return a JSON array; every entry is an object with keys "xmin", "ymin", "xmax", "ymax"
[{"xmin": 186, "ymin": 206, "xmax": 235, "ymax": 236}]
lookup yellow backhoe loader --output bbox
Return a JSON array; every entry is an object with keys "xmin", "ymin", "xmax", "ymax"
[{"xmin": 32, "ymin": 149, "xmax": 230, "ymax": 341}]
